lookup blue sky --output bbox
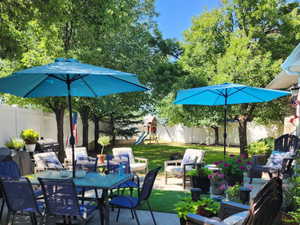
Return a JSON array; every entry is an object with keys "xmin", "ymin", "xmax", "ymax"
[{"xmin": 155, "ymin": 0, "xmax": 222, "ymax": 40}]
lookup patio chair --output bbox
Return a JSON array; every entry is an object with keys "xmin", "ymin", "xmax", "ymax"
[
  {"xmin": 248, "ymin": 151, "xmax": 295, "ymax": 184},
  {"xmin": 186, "ymin": 177, "xmax": 282, "ymax": 225},
  {"xmin": 33, "ymin": 152, "xmax": 64, "ymax": 172},
  {"xmin": 112, "ymin": 147, "xmax": 148, "ymax": 173},
  {"xmin": 0, "ymin": 177, "xmax": 44, "ymax": 225},
  {"xmin": 0, "ymin": 160, "xmax": 22, "ymax": 221},
  {"xmin": 64, "ymin": 146, "xmax": 89, "ymax": 168},
  {"xmin": 75, "ymin": 156, "xmax": 98, "ymax": 172},
  {"xmin": 38, "ymin": 177, "xmax": 98, "ymax": 225},
  {"xmin": 164, "ymin": 149, "xmax": 206, "ymax": 189},
  {"xmin": 274, "ymin": 134, "xmax": 299, "ymax": 154},
  {"xmin": 110, "ymin": 167, "xmax": 161, "ymax": 225}
]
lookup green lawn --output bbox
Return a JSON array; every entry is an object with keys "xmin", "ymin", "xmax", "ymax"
[
  {"xmin": 110, "ymin": 143, "xmax": 239, "ymax": 213},
  {"xmin": 132, "ymin": 144, "xmax": 239, "ymax": 170}
]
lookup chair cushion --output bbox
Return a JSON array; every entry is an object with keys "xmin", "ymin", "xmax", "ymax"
[
  {"xmin": 45, "ymin": 158, "xmax": 63, "ymax": 169},
  {"xmin": 222, "ymin": 211, "xmax": 248, "ymax": 225},
  {"xmin": 265, "ymin": 151, "xmax": 292, "ymax": 169},
  {"xmin": 79, "ymin": 203, "xmax": 97, "ymax": 219},
  {"xmin": 130, "ymin": 163, "xmax": 147, "ymax": 171},
  {"xmin": 112, "ymin": 148, "xmax": 135, "ymax": 164},
  {"xmin": 110, "ymin": 196, "xmax": 139, "ymax": 208}
]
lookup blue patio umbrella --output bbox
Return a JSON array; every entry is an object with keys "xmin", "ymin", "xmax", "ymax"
[
  {"xmin": 0, "ymin": 58, "xmax": 148, "ymax": 176},
  {"xmin": 173, "ymin": 83, "xmax": 290, "ymax": 157}
]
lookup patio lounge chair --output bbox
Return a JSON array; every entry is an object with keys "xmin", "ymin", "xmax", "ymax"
[
  {"xmin": 164, "ymin": 149, "xmax": 206, "ymax": 189},
  {"xmin": 186, "ymin": 177, "xmax": 282, "ymax": 225},
  {"xmin": 33, "ymin": 152, "xmax": 64, "ymax": 172},
  {"xmin": 112, "ymin": 147, "xmax": 148, "ymax": 173}
]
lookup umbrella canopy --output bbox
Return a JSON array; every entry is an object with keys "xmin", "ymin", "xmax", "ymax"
[
  {"xmin": 0, "ymin": 58, "xmax": 148, "ymax": 176},
  {"xmin": 0, "ymin": 58, "xmax": 146, "ymax": 98},
  {"xmin": 174, "ymin": 83, "xmax": 290, "ymax": 156}
]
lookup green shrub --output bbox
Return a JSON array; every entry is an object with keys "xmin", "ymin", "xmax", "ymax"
[
  {"xmin": 5, "ymin": 138, "xmax": 25, "ymax": 150},
  {"xmin": 247, "ymin": 137, "xmax": 274, "ymax": 156},
  {"xmin": 20, "ymin": 129, "xmax": 39, "ymax": 144}
]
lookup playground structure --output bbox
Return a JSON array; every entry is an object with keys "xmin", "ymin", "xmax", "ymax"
[{"xmin": 134, "ymin": 116, "xmax": 158, "ymax": 145}]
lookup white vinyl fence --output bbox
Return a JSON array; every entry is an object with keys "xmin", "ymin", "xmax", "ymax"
[
  {"xmin": 0, "ymin": 104, "xmax": 287, "ymax": 148},
  {"xmin": 157, "ymin": 122, "xmax": 284, "ymax": 146},
  {"xmin": 0, "ymin": 104, "xmax": 95, "ymax": 148}
]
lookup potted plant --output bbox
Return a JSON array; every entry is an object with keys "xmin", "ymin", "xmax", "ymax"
[
  {"xmin": 195, "ymin": 197, "xmax": 220, "ymax": 218},
  {"xmin": 20, "ymin": 129, "xmax": 39, "ymax": 152},
  {"xmin": 97, "ymin": 135, "xmax": 110, "ymax": 164},
  {"xmin": 175, "ymin": 197, "xmax": 197, "ymax": 225},
  {"xmin": 5, "ymin": 138, "xmax": 25, "ymax": 151},
  {"xmin": 225, "ymin": 184, "xmax": 241, "ymax": 202},
  {"xmin": 187, "ymin": 168, "xmax": 212, "ymax": 193},
  {"xmin": 215, "ymin": 154, "xmax": 250, "ymax": 186},
  {"xmin": 208, "ymin": 172, "xmax": 227, "ymax": 195}
]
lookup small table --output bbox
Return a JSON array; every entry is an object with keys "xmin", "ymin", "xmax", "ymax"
[{"xmin": 28, "ymin": 171, "xmax": 133, "ymax": 225}]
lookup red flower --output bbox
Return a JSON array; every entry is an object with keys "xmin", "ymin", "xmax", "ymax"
[
  {"xmin": 239, "ymin": 166, "xmax": 246, "ymax": 171},
  {"xmin": 224, "ymin": 163, "xmax": 230, "ymax": 167},
  {"xmin": 246, "ymin": 161, "xmax": 253, "ymax": 165},
  {"xmin": 236, "ymin": 159, "xmax": 242, "ymax": 163},
  {"xmin": 229, "ymin": 154, "xmax": 235, "ymax": 158}
]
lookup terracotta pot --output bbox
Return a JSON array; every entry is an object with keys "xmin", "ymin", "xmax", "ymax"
[{"xmin": 97, "ymin": 154, "xmax": 106, "ymax": 164}]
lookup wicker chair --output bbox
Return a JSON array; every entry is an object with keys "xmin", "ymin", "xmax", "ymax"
[{"xmin": 186, "ymin": 177, "xmax": 283, "ymax": 225}]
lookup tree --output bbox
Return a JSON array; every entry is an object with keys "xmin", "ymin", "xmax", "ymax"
[{"xmin": 160, "ymin": 0, "xmax": 300, "ymax": 154}]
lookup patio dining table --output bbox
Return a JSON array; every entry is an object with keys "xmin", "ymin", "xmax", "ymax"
[{"xmin": 28, "ymin": 170, "xmax": 133, "ymax": 225}]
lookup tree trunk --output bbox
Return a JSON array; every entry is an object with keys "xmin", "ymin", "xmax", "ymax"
[
  {"xmin": 80, "ymin": 109, "xmax": 89, "ymax": 150},
  {"xmin": 54, "ymin": 108, "xmax": 65, "ymax": 162},
  {"xmin": 110, "ymin": 114, "xmax": 116, "ymax": 146},
  {"xmin": 211, "ymin": 126, "xmax": 219, "ymax": 145},
  {"xmin": 94, "ymin": 117, "xmax": 100, "ymax": 152},
  {"xmin": 238, "ymin": 118, "xmax": 248, "ymax": 156}
]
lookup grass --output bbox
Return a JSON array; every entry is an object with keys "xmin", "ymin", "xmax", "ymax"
[
  {"xmin": 109, "ymin": 143, "xmax": 239, "ymax": 213},
  {"xmin": 132, "ymin": 144, "xmax": 239, "ymax": 170},
  {"xmin": 138, "ymin": 189, "xmax": 189, "ymax": 213}
]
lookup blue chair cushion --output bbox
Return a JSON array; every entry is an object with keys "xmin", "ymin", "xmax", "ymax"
[
  {"xmin": 110, "ymin": 196, "xmax": 139, "ymax": 209},
  {"xmin": 117, "ymin": 180, "xmax": 139, "ymax": 189},
  {"xmin": 23, "ymin": 201, "xmax": 44, "ymax": 213}
]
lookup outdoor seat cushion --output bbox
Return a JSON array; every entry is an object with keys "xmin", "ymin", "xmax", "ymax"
[
  {"xmin": 222, "ymin": 211, "xmax": 248, "ymax": 225},
  {"xmin": 110, "ymin": 196, "xmax": 139, "ymax": 208},
  {"xmin": 130, "ymin": 162, "xmax": 147, "ymax": 171},
  {"xmin": 117, "ymin": 180, "xmax": 139, "ymax": 189},
  {"xmin": 265, "ymin": 151, "xmax": 292, "ymax": 169},
  {"xmin": 165, "ymin": 165, "xmax": 194, "ymax": 175}
]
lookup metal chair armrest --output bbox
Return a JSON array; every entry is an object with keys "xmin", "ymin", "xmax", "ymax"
[{"xmin": 186, "ymin": 214, "xmax": 227, "ymax": 225}]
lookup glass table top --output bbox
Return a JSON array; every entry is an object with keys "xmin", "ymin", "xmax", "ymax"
[{"xmin": 27, "ymin": 170, "xmax": 133, "ymax": 189}]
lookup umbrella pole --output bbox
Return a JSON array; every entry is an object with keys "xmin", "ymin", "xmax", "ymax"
[
  {"xmin": 67, "ymin": 78, "xmax": 76, "ymax": 178},
  {"xmin": 223, "ymin": 97, "xmax": 228, "ymax": 159}
]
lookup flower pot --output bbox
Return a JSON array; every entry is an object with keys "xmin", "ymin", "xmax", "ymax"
[
  {"xmin": 198, "ymin": 177, "xmax": 210, "ymax": 193},
  {"xmin": 97, "ymin": 154, "xmax": 106, "ymax": 164},
  {"xmin": 179, "ymin": 217, "xmax": 186, "ymax": 225},
  {"xmin": 25, "ymin": 144, "xmax": 36, "ymax": 152},
  {"xmin": 211, "ymin": 181, "xmax": 226, "ymax": 195},
  {"xmin": 225, "ymin": 174, "xmax": 243, "ymax": 186}
]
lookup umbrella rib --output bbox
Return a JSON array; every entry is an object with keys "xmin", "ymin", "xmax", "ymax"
[
  {"xmin": 175, "ymin": 89, "xmax": 224, "ymax": 104},
  {"xmin": 48, "ymin": 74, "xmax": 66, "ymax": 82},
  {"xmin": 80, "ymin": 77, "xmax": 98, "ymax": 97},
  {"xmin": 108, "ymin": 75, "xmax": 149, "ymax": 90},
  {"xmin": 238, "ymin": 89, "xmax": 268, "ymax": 102},
  {"xmin": 24, "ymin": 76, "xmax": 49, "ymax": 98},
  {"xmin": 227, "ymin": 87, "xmax": 247, "ymax": 97}
]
